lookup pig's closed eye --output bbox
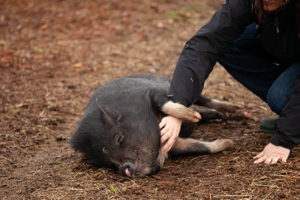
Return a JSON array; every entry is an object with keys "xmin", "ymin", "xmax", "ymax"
[{"xmin": 114, "ymin": 133, "xmax": 124, "ymax": 145}]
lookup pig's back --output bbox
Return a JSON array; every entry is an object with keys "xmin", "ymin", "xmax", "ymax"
[
  {"xmin": 85, "ymin": 74, "xmax": 170, "ymax": 114},
  {"xmin": 102, "ymin": 74, "xmax": 169, "ymax": 92}
]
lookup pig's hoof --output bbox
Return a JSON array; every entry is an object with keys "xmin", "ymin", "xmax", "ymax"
[
  {"xmin": 191, "ymin": 110, "xmax": 201, "ymax": 122},
  {"xmin": 210, "ymin": 99, "xmax": 241, "ymax": 113},
  {"xmin": 221, "ymin": 139, "xmax": 234, "ymax": 148},
  {"xmin": 210, "ymin": 139, "xmax": 234, "ymax": 153}
]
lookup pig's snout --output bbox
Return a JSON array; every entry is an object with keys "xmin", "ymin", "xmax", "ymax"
[{"xmin": 120, "ymin": 162, "xmax": 136, "ymax": 178}]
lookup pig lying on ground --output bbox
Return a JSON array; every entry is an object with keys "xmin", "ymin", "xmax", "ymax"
[{"xmin": 71, "ymin": 74, "xmax": 241, "ymax": 178}]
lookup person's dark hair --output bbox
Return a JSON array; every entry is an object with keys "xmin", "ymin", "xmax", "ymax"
[
  {"xmin": 253, "ymin": 0, "xmax": 265, "ymax": 23},
  {"xmin": 254, "ymin": 0, "xmax": 300, "ymax": 36},
  {"xmin": 296, "ymin": 1, "xmax": 300, "ymax": 36}
]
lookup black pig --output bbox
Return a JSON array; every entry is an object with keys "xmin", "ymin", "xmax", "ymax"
[{"xmin": 71, "ymin": 74, "xmax": 237, "ymax": 177}]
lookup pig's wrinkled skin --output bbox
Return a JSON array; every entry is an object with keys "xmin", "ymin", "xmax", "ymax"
[{"xmin": 71, "ymin": 74, "xmax": 236, "ymax": 178}]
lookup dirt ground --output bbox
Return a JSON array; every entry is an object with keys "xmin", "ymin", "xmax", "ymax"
[{"xmin": 1, "ymin": 0, "xmax": 300, "ymax": 199}]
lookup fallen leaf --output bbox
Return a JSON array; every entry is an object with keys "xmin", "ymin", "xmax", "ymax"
[
  {"xmin": 260, "ymin": 175, "xmax": 268, "ymax": 180},
  {"xmin": 74, "ymin": 63, "xmax": 83, "ymax": 68},
  {"xmin": 40, "ymin": 24, "xmax": 48, "ymax": 30},
  {"xmin": 157, "ymin": 181, "xmax": 175, "ymax": 186}
]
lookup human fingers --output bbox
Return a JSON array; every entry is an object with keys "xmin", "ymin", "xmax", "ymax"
[
  {"xmin": 264, "ymin": 156, "xmax": 273, "ymax": 164},
  {"xmin": 271, "ymin": 157, "xmax": 279, "ymax": 165},
  {"xmin": 159, "ymin": 118, "xmax": 167, "ymax": 129},
  {"xmin": 161, "ymin": 123, "xmax": 175, "ymax": 144},
  {"xmin": 160, "ymin": 129, "xmax": 171, "ymax": 144},
  {"xmin": 160, "ymin": 125, "xmax": 169, "ymax": 136},
  {"xmin": 281, "ymin": 155, "xmax": 288, "ymax": 163},
  {"xmin": 253, "ymin": 151, "xmax": 264, "ymax": 159},
  {"xmin": 254, "ymin": 155, "xmax": 267, "ymax": 164},
  {"xmin": 161, "ymin": 135, "xmax": 175, "ymax": 152}
]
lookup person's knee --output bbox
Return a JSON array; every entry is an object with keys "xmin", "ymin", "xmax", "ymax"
[
  {"xmin": 267, "ymin": 63, "xmax": 300, "ymax": 114},
  {"xmin": 266, "ymin": 86, "xmax": 288, "ymax": 114}
]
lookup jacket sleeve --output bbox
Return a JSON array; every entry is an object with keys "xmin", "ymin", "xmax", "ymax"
[
  {"xmin": 271, "ymin": 75, "xmax": 300, "ymax": 150},
  {"xmin": 296, "ymin": 0, "xmax": 300, "ymax": 35},
  {"xmin": 168, "ymin": 0, "xmax": 253, "ymax": 106}
]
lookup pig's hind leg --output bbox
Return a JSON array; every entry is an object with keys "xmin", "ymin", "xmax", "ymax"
[
  {"xmin": 194, "ymin": 95, "xmax": 240, "ymax": 113},
  {"xmin": 169, "ymin": 138, "xmax": 234, "ymax": 156},
  {"xmin": 194, "ymin": 95, "xmax": 252, "ymax": 119}
]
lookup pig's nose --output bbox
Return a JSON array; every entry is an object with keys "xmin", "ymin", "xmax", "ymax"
[{"xmin": 121, "ymin": 162, "xmax": 135, "ymax": 177}]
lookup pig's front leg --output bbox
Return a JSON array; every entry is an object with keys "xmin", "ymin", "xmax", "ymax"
[
  {"xmin": 161, "ymin": 101, "xmax": 201, "ymax": 123},
  {"xmin": 146, "ymin": 89, "xmax": 201, "ymax": 123}
]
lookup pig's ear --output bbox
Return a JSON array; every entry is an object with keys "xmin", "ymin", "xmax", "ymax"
[
  {"xmin": 98, "ymin": 104, "xmax": 122, "ymax": 126},
  {"xmin": 98, "ymin": 104, "xmax": 124, "ymax": 145}
]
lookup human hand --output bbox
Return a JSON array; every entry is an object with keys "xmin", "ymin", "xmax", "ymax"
[
  {"xmin": 253, "ymin": 143, "xmax": 290, "ymax": 164},
  {"xmin": 159, "ymin": 115, "xmax": 182, "ymax": 152}
]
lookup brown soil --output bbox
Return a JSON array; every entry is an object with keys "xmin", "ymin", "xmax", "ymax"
[{"xmin": 1, "ymin": 0, "xmax": 299, "ymax": 199}]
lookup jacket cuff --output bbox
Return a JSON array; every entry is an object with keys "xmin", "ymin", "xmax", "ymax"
[
  {"xmin": 270, "ymin": 133, "xmax": 294, "ymax": 150},
  {"xmin": 167, "ymin": 93, "xmax": 189, "ymax": 107}
]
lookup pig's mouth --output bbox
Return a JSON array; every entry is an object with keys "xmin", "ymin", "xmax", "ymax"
[
  {"xmin": 119, "ymin": 161, "xmax": 153, "ymax": 178},
  {"xmin": 124, "ymin": 168, "xmax": 132, "ymax": 177},
  {"xmin": 118, "ymin": 151, "xmax": 167, "ymax": 178}
]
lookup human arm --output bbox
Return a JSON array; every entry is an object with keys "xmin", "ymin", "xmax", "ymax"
[
  {"xmin": 271, "ymin": 75, "xmax": 300, "ymax": 149},
  {"xmin": 160, "ymin": 0, "xmax": 254, "ymax": 152},
  {"xmin": 168, "ymin": 0, "xmax": 254, "ymax": 106},
  {"xmin": 254, "ymin": 75, "xmax": 300, "ymax": 164}
]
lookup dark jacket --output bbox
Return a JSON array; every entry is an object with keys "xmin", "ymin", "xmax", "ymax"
[{"xmin": 168, "ymin": 0, "xmax": 300, "ymax": 149}]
